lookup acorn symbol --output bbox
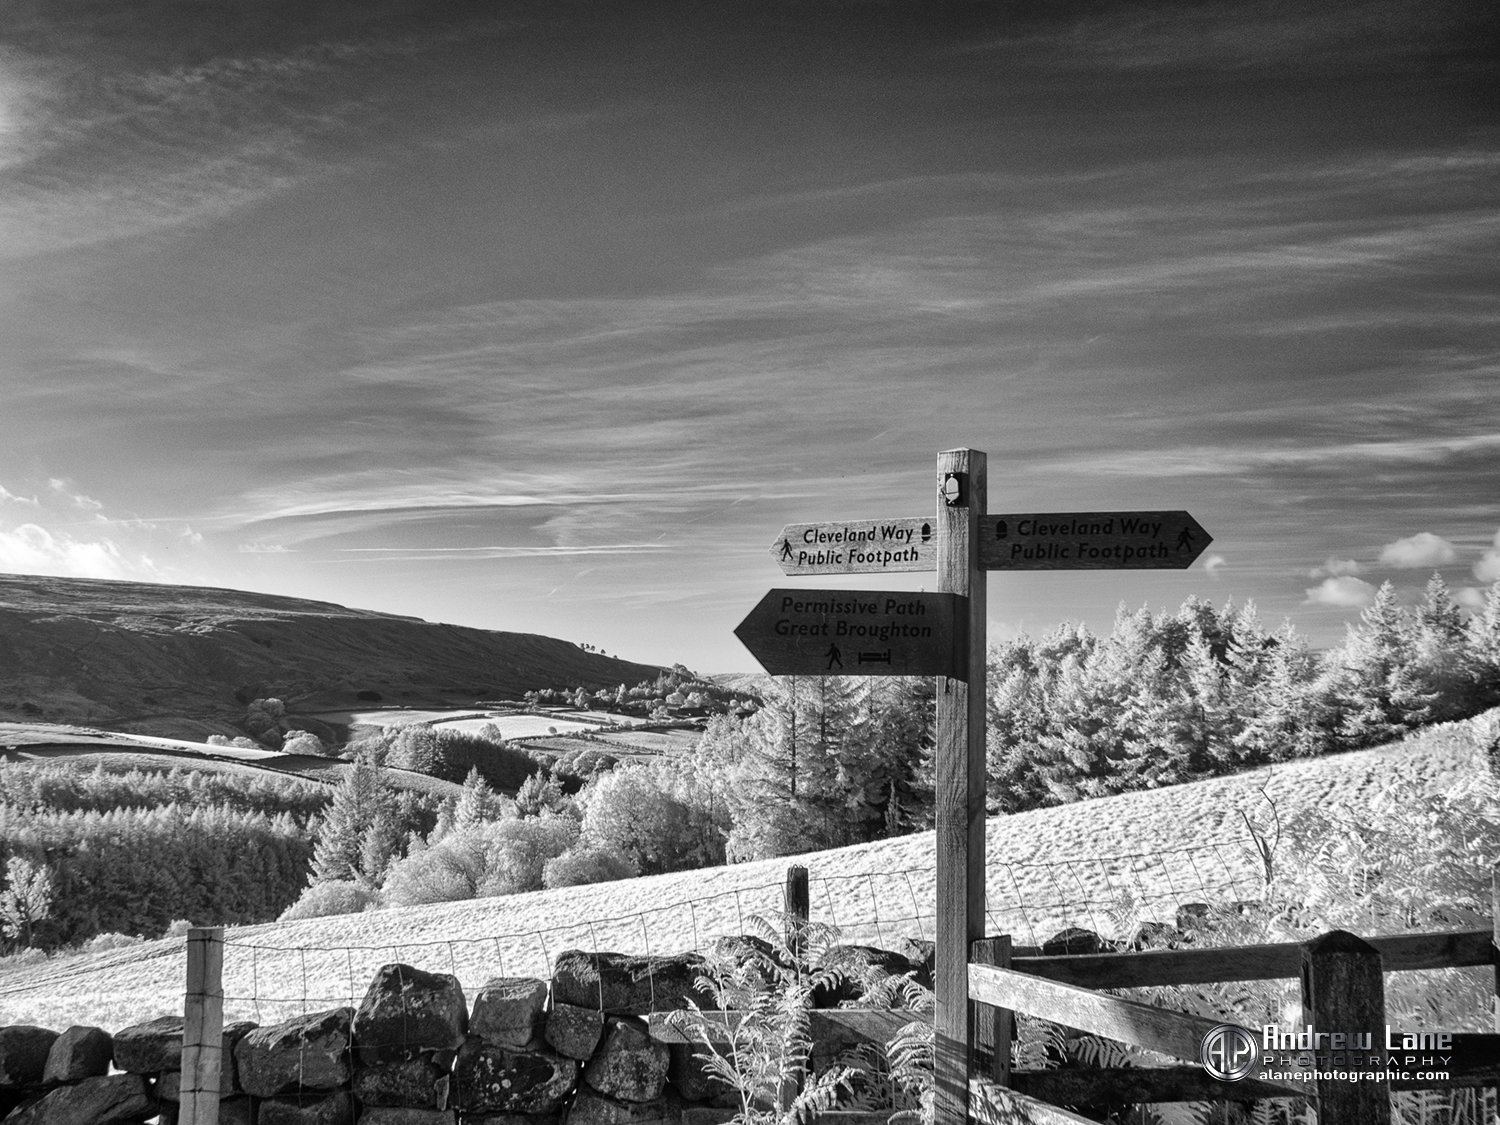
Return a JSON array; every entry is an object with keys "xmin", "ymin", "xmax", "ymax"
[{"xmin": 995, "ymin": 520, "xmax": 1009, "ymax": 539}]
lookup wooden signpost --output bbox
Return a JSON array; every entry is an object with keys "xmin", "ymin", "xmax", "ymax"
[{"xmin": 737, "ymin": 448, "xmax": 1214, "ymax": 1125}]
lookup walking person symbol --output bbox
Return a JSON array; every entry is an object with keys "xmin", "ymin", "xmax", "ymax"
[
  {"xmin": 826, "ymin": 643, "xmax": 843, "ymax": 670},
  {"xmin": 1176, "ymin": 526, "xmax": 1196, "ymax": 552}
]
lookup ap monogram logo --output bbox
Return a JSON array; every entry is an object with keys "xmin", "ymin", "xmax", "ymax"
[{"xmin": 1200, "ymin": 1024, "xmax": 1259, "ymax": 1082}]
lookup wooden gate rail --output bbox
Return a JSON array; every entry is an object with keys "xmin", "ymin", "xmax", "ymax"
[
  {"xmin": 968, "ymin": 924, "xmax": 1500, "ymax": 1125},
  {"xmin": 999, "ymin": 928, "xmax": 1494, "ymax": 989}
]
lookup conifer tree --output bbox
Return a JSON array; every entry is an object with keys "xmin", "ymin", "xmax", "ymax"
[
  {"xmin": 453, "ymin": 767, "xmax": 507, "ymax": 829},
  {"xmin": 1332, "ymin": 581, "xmax": 1435, "ymax": 747},
  {"xmin": 310, "ymin": 751, "xmax": 396, "ymax": 887},
  {"xmin": 0, "ymin": 855, "xmax": 53, "ymax": 949}
]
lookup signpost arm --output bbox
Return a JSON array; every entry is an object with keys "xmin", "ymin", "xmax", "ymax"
[{"xmin": 933, "ymin": 447, "xmax": 987, "ymax": 1125}]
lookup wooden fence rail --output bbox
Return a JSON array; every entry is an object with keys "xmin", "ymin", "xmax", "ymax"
[{"xmin": 969, "ymin": 915, "xmax": 1500, "ymax": 1125}]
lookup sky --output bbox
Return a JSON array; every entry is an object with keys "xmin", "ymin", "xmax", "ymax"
[{"xmin": 1, "ymin": 0, "xmax": 1497, "ymax": 673}]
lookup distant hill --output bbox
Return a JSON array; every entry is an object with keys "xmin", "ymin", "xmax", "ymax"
[{"xmin": 0, "ymin": 574, "xmax": 665, "ymax": 739}]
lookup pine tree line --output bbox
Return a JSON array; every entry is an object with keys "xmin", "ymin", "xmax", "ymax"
[
  {"xmin": 0, "ymin": 803, "xmax": 314, "ymax": 948},
  {"xmin": 988, "ymin": 576, "xmax": 1500, "ymax": 811}
]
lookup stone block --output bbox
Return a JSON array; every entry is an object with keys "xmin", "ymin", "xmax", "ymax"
[
  {"xmin": 1, "ymin": 1072, "xmax": 154, "ymax": 1124},
  {"xmin": 235, "ymin": 1007, "xmax": 353, "ymax": 1097},
  {"xmin": 41, "ymin": 1024, "xmax": 112, "ymax": 1083},
  {"xmin": 357, "ymin": 1108, "xmax": 457, "ymax": 1124},
  {"xmin": 0, "ymin": 1025, "xmax": 59, "ymax": 1087},
  {"xmin": 353, "ymin": 963, "xmax": 468, "ymax": 1065},
  {"xmin": 257, "ymin": 1089, "xmax": 359, "ymax": 1125},
  {"xmin": 567, "ymin": 1083, "xmax": 685, "ymax": 1125},
  {"xmin": 583, "ymin": 1018, "xmax": 669, "ymax": 1103},
  {"xmin": 680, "ymin": 1107, "xmax": 738, "ymax": 1125},
  {"xmin": 462, "ymin": 1114, "xmax": 561, "ymax": 1125},
  {"xmin": 353, "ymin": 1054, "xmax": 450, "ymax": 1109},
  {"xmin": 545, "ymin": 1003, "xmax": 604, "ymax": 1060},
  {"xmin": 552, "ymin": 951, "xmax": 709, "ymax": 1015},
  {"xmin": 113, "ymin": 1015, "xmax": 183, "ymax": 1074},
  {"xmin": 471, "ymin": 977, "xmax": 549, "ymax": 1048},
  {"xmin": 451, "ymin": 1037, "xmax": 578, "ymax": 1115}
]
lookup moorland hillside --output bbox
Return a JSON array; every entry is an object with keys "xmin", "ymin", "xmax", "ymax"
[
  {"xmin": 0, "ymin": 574, "xmax": 664, "ymax": 739},
  {"xmin": 1, "ymin": 708, "xmax": 1492, "ymax": 1030}
]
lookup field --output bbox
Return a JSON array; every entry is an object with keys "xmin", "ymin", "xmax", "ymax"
[
  {"xmin": 315, "ymin": 708, "xmax": 644, "ymax": 741},
  {"xmin": 0, "ymin": 722, "xmax": 463, "ymax": 799},
  {"xmin": 587, "ymin": 728, "xmax": 702, "ymax": 754},
  {"xmin": 1, "ymin": 711, "xmax": 1492, "ymax": 1031}
]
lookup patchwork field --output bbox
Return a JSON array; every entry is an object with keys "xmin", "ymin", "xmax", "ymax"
[{"xmin": 0, "ymin": 722, "xmax": 462, "ymax": 798}]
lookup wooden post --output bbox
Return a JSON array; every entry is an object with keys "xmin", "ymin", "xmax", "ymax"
[
  {"xmin": 1299, "ymin": 929, "xmax": 1390, "ymax": 1125},
  {"xmin": 1490, "ymin": 863, "xmax": 1499, "ymax": 1119},
  {"xmin": 180, "ymin": 925, "xmax": 224, "ymax": 1125},
  {"xmin": 785, "ymin": 863, "xmax": 811, "ymax": 958},
  {"xmin": 934, "ymin": 447, "xmax": 987, "ymax": 1125},
  {"xmin": 972, "ymin": 936, "xmax": 1013, "ymax": 1085}
]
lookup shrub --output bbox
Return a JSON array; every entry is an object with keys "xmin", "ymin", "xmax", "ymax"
[
  {"xmin": 380, "ymin": 814, "xmax": 581, "ymax": 907},
  {"xmin": 84, "ymin": 932, "xmax": 143, "ymax": 952},
  {"xmin": 542, "ymin": 845, "xmax": 638, "ymax": 888},
  {"xmin": 579, "ymin": 762, "xmax": 725, "ymax": 874},
  {"xmin": 279, "ymin": 880, "xmax": 378, "ymax": 921},
  {"xmin": 280, "ymin": 731, "xmax": 327, "ymax": 757}
]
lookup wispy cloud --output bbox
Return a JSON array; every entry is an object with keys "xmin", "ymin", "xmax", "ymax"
[
  {"xmin": 1378, "ymin": 532, "xmax": 1457, "ymax": 569},
  {"xmin": 1311, "ymin": 558, "xmax": 1364, "ymax": 579},
  {"xmin": 1305, "ymin": 575, "xmax": 1377, "ymax": 607}
]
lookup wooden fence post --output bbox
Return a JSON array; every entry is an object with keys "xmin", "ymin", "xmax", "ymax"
[
  {"xmin": 1299, "ymin": 929, "xmax": 1389, "ymax": 1125},
  {"xmin": 1490, "ymin": 863, "xmax": 1499, "ymax": 1119},
  {"xmin": 971, "ymin": 936, "xmax": 1013, "ymax": 1086},
  {"xmin": 180, "ymin": 925, "xmax": 224, "ymax": 1125},
  {"xmin": 785, "ymin": 863, "xmax": 810, "ymax": 958},
  {"xmin": 934, "ymin": 447, "xmax": 987, "ymax": 1125}
]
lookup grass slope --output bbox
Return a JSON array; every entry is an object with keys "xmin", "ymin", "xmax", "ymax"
[
  {"xmin": 0, "ymin": 712, "xmax": 1494, "ymax": 1030},
  {"xmin": 0, "ymin": 574, "xmax": 666, "ymax": 739}
]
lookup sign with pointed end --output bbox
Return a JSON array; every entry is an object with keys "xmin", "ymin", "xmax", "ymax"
[
  {"xmin": 734, "ymin": 588, "xmax": 966, "ymax": 678},
  {"xmin": 979, "ymin": 510, "xmax": 1213, "ymax": 570},
  {"xmin": 771, "ymin": 517, "xmax": 937, "ymax": 575}
]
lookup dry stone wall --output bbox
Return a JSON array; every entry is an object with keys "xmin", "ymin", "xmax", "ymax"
[{"xmin": 0, "ymin": 940, "xmax": 935, "ymax": 1125}]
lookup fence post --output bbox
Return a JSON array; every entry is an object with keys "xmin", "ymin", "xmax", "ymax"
[
  {"xmin": 785, "ymin": 863, "xmax": 810, "ymax": 958},
  {"xmin": 971, "ymin": 936, "xmax": 1012, "ymax": 1086},
  {"xmin": 933, "ymin": 447, "xmax": 987, "ymax": 1125},
  {"xmin": 180, "ymin": 925, "xmax": 225, "ymax": 1125},
  {"xmin": 1299, "ymin": 929, "xmax": 1389, "ymax": 1125},
  {"xmin": 1490, "ymin": 863, "xmax": 1499, "ymax": 1119}
]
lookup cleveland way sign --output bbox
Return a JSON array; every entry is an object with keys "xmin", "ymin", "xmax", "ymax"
[
  {"xmin": 771, "ymin": 516, "xmax": 936, "ymax": 575},
  {"xmin": 733, "ymin": 588, "xmax": 966, "ymax": 678},
  {"xmin": 979, "ymin": 509, "xmax": 1211, "ymax": 570}
]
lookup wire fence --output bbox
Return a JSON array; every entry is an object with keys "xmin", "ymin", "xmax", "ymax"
[
  {"xmin": 0, "ymin": 839, "xmax": 1264, "ymax": 1028},
  {"xmin": 210, "ymin": 840, "xmax": 1259, "ymax": 1025}
]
